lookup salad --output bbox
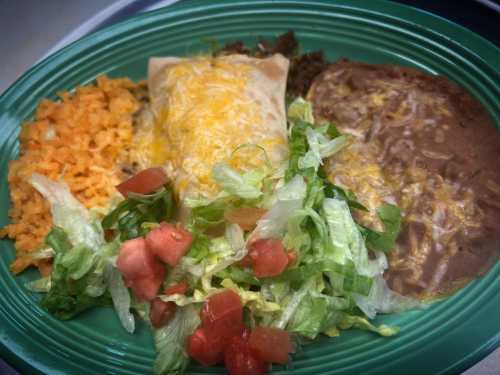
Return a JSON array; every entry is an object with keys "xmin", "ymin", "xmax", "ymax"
[{"xmin": 25, "ymin": 98, "xmax": 420, "ymax": 374}]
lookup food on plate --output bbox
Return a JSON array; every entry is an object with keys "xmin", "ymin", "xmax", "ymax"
[
  {"xmin": 1, "ymin": 31, "xmax": 498, "ymax": 375},
  {"xmin": 308, "ymin": 60, "xmax": 500, "ymax": 297},
  {"xmin": 0, "ymin": 77, "xmax": 143, "ymax": 274},
  {"xmin": 133, "ymin": 54, "xmax": 289, "ymax": 200},
  {"xmin": 217, "ymin": 31, "xmax": 328, "ymax": 98}
]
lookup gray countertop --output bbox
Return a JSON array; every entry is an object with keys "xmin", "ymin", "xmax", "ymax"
[{"xmin": 0, "ymin": 1, "xmax": 498, "ymax": 374}]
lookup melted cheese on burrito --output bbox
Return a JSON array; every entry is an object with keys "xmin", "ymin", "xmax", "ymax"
[{"xmin": 132, "ymin": 54, "xmax": 289, "ymax": 199}]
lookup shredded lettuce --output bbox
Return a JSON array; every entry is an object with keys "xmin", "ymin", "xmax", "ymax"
[
  {"xmin": 285, "ymin": 120, "xmax": 310, "ymax": 181},
  {"xmin": 324, "ymin": 183, "xmax": 368, "ymax": 212},
  {"xmin": 162, "ymin": 225, "xmax": 248, "ymax": 305},
  {"xmin": 160, "ymin": 280, "xmax": 280, "ymax": 317},
  {"xmin": 59, "ymin": 244, "xmax": 96, "ymax": 280},
  {"xmin": 31, "ymin": 189, "xmax": 130, "ymax": 329},
  {"xmin": 278, "ymin": 260, "xmax": 373, "ymax": 296},
  {"xmin": 159, "ymin": 290, "xmax": 206, "ymax": 306},
  {"xmin": 40, "ymin": 223, "xmax": 135, "ymax": 332},
  {"xmin": 216, "ymin": 266, "xmax": 261, "ymax": 286},
  {"xmin": 186, "ymin": 234, "xmax": 211, "ymax": 261},
  {"xmin": 287, "ymin": 293, "xmax": 346, "ymax": 339},
  {"xmin": 31, "ymin": 173, "xmax": 104, "ymax": 250},
  {"xmin": 39, "ymin": 227, "xmax": 119, "ymax": 320},
  {"xmin": 106, "ymin": 264, "xmax": 135, "ymax": 333},
  {"xmin": 185, "ymin": 160, "xmax": 275, "ymax": 237},
  {"xmin": 286, "ymin": 279, "xmax": 326, "ymax": 338},
  {"xmin": 102, "ymin": 186, "xmax": 175, "ymax": 241},
  {"xmin": 338, "ymin": 314, "xmax": 399, "ymax": 336},
  {"xmin": 153, "ymin": 305, "xmax": 200, "ymax": 375},
  {"xmin": 323, "ymin": 198, "xmax": 387, "ymax": 277},
  {"xmin": 298, "ymin": 127, "xmax": 348, "ymax": 171},
  {"xmin": 298, "ymin": 126, "xmax": 322, "ymax": 170},
  {"xmin": 221, "ymin": 279, "xmax": 281, "ymax": 313},
  {"xmin": 212, "ymin": 163, "xmax": 265, "ymax": 200},
  {"xmin": 286, "ymin": 97, "xmax": 345, "ymax": 180},
  {"xmin": 189, "ymin": 199, "xmax": 226, "ymax": 231},
  {"xmin": 359, "ymin": 204, "xmax": 402, "ymax": 253},
  {"xmin": 40, "ymin": 229, "xmax": 110, "ymax": 320},
  {"xmin": 203, "ymin": 224, "xmax": 247, "ymax": 278},
  {"xmin": 25, "ymin": 276, "xmax": 52, "ymax": 293},
  {"xmin": 251, "ymin": 175, "xmax": 306, "ymax": 240},
  {"xmin": 274, "ymin": 278, "xmax": 314, "ymax": 330},
  {"xmin": 282, "ymin": 207, "xmax": 327, "ymax": 258},
  {"xmin": 353, "ymin": 275, "xmax": 423, "ymax": 319},
  {"xmin": 261, "ymin": 98, "xmax": 417, "ymax": 340},
  {"xmin": 85, "ymin": 240, "xmax": 120, "ymax": 297},
  {"xmin": 321, "ymin": 200, "xmax": 420, "ymax": 318},
  {"xmin": 287, "ymin": 97, "xmax": 314, "ymax": 123},
  {"xmin": 173, "ymin": 257, "xmax": 206, "ymax": 281}
]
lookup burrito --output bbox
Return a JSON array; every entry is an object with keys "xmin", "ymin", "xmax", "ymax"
[{"xmin": 132, "ymin": 54, "xmax": 290, "ymax": 199}]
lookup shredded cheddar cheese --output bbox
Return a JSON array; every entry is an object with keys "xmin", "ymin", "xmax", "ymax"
[
  {"xmin": 327, "ymin": 140, "xmax": 397, "ymax": 231},
  {"xmin": 133, "ymin": 56, "xmax": 288, "ymax": 198}
]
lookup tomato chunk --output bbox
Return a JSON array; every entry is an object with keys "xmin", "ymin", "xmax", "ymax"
[
  {"xmin": 238, "ymin": 254, "xmax": 253, "ymax": 267},
  {"xmin": 186, "ymin": 328, "xmax": 224, "ymax": 366},
  {"xmin": 241, "ymin": 327, "xmax": 252, "ymax": 341},
  {"xmin": 126, "ymin": 261, "xmax": 165, "ymax": 301},
  {"xmin": 150, "ymin": 298, "xmax": 176, "ymax": 328},
  {"xmin": 187, "ymin": 290, "xmax": 245, "ymax": 366},
  {"xmin": 248, "ymin": 326, "xmax": 293, "ymax": 365},
  {"xmin": 225, "ymin": 207, "xmax": 267, "ymax": 231},
  {"xmin": 224, "ymin": 335, "xmax": 268, "ymax": 375},
  {"xmin": 116, "ymin": 167, "xmax": 167, "ymax": 197},
  {"xmin": 117, "ymin": 237, "xmax": 165, "ymax": 300},
  {"xmin": 249, "ymin": 239, "xmax": 289, "ymax": 278},
  {"xmin": 201, "ymin": 289, "xmax": 244, "ymax": 341},
  {"xmin": 164, "ymin": 281, "xmax": 188, "ymax": 296},
  {"xmin": 117, "ymin": 237, "xmax": 157, "ymax": 280},
  {"xmin": 146, "ymin": 222, "xmax": 194, "ymax": 267}
]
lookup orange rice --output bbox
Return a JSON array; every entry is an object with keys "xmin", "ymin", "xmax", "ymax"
[{"xmin": 0, "ymin": 76, "xmax": 142, "ymax": 274}]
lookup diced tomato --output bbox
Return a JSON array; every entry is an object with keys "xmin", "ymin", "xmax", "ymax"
[
  {"xmin": 145, "ymin": 222, "xmax": 194, "ymax": 267},
  {"xmin": 116, "ymin": 167, "xmax": 167, "ymax": 197},
  {"xmin": 149, "ymin": 298, "xmax": 177, "ymax": 328},
  {"xmin": 224, "ymin": 335, "xmax": 268, "ymax": 375},
  {"xmin": 201, "ymin": 289, "xmax": 244, "ymax": 341},
  {"xmin": 248, "ymin": 326, "xmax": 293, "ymax": 365},
  {"xmin": 224, "ymin": 207, "xmax": 267, "ymax": 231},
  {"xmin": 127, "ymin": 261, "xmax": 165, "ymax": 301},
  {"xmin": 241, "ymin": 327, "xmax": 252, "ymax": 341},
  {"xmin": 186, "ymin": 328, "xmax": 224, "ymax": 366},
  {"xmin": 287, "ymin": 250, "xmax": 298, "ymax": 267},
  {"xmin": 117, "ymin": 237, "xmax": 157, "ymax": 280},
  {"xmin": 249, "ymin": 239, "xmax": 289, "ymax": 278},
  {"xmin": 238, "ymin": 254, "xmax": 253, "ymax": 268},
  {"xmin": 188, "ymin": 291, "xmax": 245, "ymax": 367},
  {"xmin": 128, "ymin": 277, "xmax": 159, "ymax": 301},
  {"xmin": 164, "ymin": 281, "xmax": 188, "ymax": 295}
]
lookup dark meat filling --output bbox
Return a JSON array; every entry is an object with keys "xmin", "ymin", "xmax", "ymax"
[{"xmin": 218, "ymin": 31, "xmax": 328, "ymax": 98}]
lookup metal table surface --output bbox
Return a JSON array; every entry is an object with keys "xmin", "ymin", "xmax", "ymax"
[{"xmin": 0, "ymin": 1, "xmax": 498, "ymax": 374}]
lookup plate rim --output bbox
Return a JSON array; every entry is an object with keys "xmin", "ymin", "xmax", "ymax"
[
  {"xmin": 1, "ymin": 0, "xmax": 500, "ymax": 104},
  {"xmin": 0, "ymin": 1, "xmax": 499, "ymax": 374}
]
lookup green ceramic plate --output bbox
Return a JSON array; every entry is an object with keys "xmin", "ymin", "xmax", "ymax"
[{"xmin": 1, "ymin": 1, "xmax": 499, "ymax": 374}]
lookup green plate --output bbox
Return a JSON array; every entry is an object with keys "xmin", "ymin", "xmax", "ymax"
[{"xmin": 1, "ymin": 1, "xmax": 499, "ymax": 374}]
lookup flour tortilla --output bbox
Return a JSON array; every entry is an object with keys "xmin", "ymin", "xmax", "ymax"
[{"xmin": 141, "ymin": 54, "xmax": 290, "ymax": 200}]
